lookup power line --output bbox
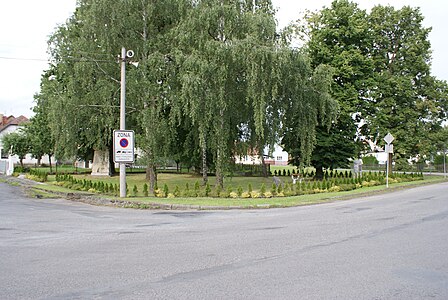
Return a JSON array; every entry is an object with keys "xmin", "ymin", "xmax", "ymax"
[
  {"xmin": 0, "ymin": 56, "xmax": 48, "ymax": 62},
  {"xmin": 0, "ymin": 55, "xmax": 113, "ymax": 63}
]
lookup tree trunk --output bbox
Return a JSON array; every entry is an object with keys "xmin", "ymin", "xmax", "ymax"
[
  {"xmin": 175, "ymin": 160, "xmax": 180, "ymax": 173},
  {"xmin": 258, "ymin": 144, "xmax": 268, "ymax": 177},
  {"xmin": 49, "ymin": 155, "xmax": 52, "ymax": 174},
  {"xmin": 202, "ymin": 143, "xmax": 208, "ymax": 186},
  {"xmin": 315, "ymin": 165, "xmax": 324, "ymax": 180},
  {"xmin": 146, "ymin": 163, "xmax": 157, "ymax": 193},
  {"xmin": 215, "ymin": 146, "xmax": 224, "ymax": 188},
  {"xmin": 91, "ymin": 149, "xmax": 110, "ymax": 176},
  {"xmin": 108, "ymin": 142, "xmax": 116, "ymax": 176}
]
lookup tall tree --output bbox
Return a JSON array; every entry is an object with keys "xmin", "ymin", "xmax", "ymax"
[
  {"xmin": 284, "ymin": 0, "xmax": 370, "ymax": 177},
  {"xmin": 367, "ymin": 5, "xmax": 448, "ymax": 167},
  {"xmin": 288, "ymin": 0, "xmax": 447, "ymax": 173},
  {"xmin": 1, "ymin": 130, "xmax": 30, "ymax": 168},
  {"xmin": 26, "ymin": 76, "xmax": 56, "ymax": 171},
  {"xmin": 176, "ymin": 0, "xmax": 289, "ymax": 187}
]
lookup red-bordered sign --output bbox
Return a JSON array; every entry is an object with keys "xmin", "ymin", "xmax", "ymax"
[{"xmin": 113, "ymin": 130, "xmax": 135, "ymax": 163}]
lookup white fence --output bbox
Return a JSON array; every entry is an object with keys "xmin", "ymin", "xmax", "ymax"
[{"xmin": 0, "ymin": 159, "xmax": 13, "ymax": 175}]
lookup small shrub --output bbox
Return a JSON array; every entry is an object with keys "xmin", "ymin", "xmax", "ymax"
[
  {"xmin": 328, "ymin": 186, "xmax": 341, "ymax": 192},
  {"xmin": 260, "ymin": 183, "xmax": 266, "ymax": 195},
  {"xmin": 174, "ymin": 185, "xmax": 180, "ymax": 197},
  {"xmin": 229, "ymin": 192, "xmax": 239, "ymax": 198},
  {"xmin": 237, "ymin": 185, "xmax": 243, "ymax": 196},
  {"xmin": 241, "ymin": 192, "xmax": 251, "ymax": 198},
  {"xmin": 264, "ymin": 191, "xmax": 273, "ymax": 198},
  {"xmin": 143, "ymin": 183, "xmax": 149, "ymax": 197},
  {"xmin": 163, "ymin": 184, "xmax": 169, "ymax": 197},
  {"xmin": 270, "ymin": 183, "xmax": 277, "ymax": 195},
  {"xmin": 132, "ymin": 185, "xmax": 138, "ymax": 197},
  {"xmin": 250, "ymin": 191, "xmax": 260, "ymax": 198},
  {"xmin": 194, "ymin": 181, "xmax": 200, "ymax": 197},
  {"xmin": 205, "ymin": 183, "xmax": 211, "ymax": 197},
  {"xmin": 214, "ymin": 185, "xmax": 223, "ymax": 197}
]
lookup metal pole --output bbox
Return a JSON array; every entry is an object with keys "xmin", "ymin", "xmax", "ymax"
[
  {"xmin": 444, "ymin": 148, "xmax": 446, "ymax": 179},
  {"xmin": 120, "ymin": 47, "xmax": 126, "ymax": 198},
  {"xmin": 386, "ymin": 152, "xmax": 389, "ymax": 188}
]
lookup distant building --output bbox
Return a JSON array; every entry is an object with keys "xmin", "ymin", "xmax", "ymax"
[
  {"xmin": 0, "ymin": 114, "xmax": 29, "ymax": 159},
  {"xmin": 0, "ymin": 114, "xmax": 53, "ymax": 167},
  {"xmin": 264, "ymin": 144, "xmax": 289, "ymax": 166},
  {"xmin": 234, "ymin": 144, "xmax": 289, "ymax": 166}
]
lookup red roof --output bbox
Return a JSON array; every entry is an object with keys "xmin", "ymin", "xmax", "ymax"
[{"xmin": 0, "ymin": 115, "xmax": 29, "ymax": 132}]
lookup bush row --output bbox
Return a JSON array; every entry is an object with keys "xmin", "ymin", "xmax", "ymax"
[
  {"xmin": 54, "ymin": 172, "xmax": 423, "ymax": 198},
  {"xmin": 26, "ymin": 169, "xmax": 48, "ymax": 182}
]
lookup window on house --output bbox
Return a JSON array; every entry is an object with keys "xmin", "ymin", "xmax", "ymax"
[
  {"xmin": 276, "ymin": 156, "xmax": 282, "ymax": 161},
  {"xmin": 0, "ymin": 148, "xmax": 7, "ymax": 159}
]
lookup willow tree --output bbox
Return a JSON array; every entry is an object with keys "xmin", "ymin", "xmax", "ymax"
[
  {"xmin": 281, "ymin": 52, "xmax": 339, "ymax": 178},
  {"xmin": 284, "ymin": 0, "xmax": 372, "ymax": 177},
  {"xmin": 46, "ymin": 0, "xmax": 131, "ymax": 175},
  {"xmin": 44, "ymin": 0, "xmax": 187, "ymax": 182},
  {"xmin": 176, "ymin": 0, "xmax": 284, "ymax": 187},
  {"xmin": 122, "ymin": 0, "xmax": 191, "ymax": 192}
]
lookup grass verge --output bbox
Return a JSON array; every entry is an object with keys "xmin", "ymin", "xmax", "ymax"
[{"xmin": 22, "ymin": 175, "xmax": 447, "ymax": 209}]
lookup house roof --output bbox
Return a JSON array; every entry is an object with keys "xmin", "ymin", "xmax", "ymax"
[{"xmin": 0, "ymin": 115, "xmax": 29, "ymax": 133}]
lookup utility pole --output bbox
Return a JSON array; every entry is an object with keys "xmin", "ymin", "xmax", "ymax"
[
  {"xmin": 384, "ymin": 133, "xmax": 394, "ymax": 188},
  {"xmin": 119, "ymin": 47, "xmax": 127, "ymax": 198},
  {"xmin": 113, "ymin": 47, "xmax": 135, "ymax": 198}
]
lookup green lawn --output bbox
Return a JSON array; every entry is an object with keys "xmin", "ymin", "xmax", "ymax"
[
  {"xmin": 50, "ymin": 172, "xmax": 280, "ymax": 195},
  {"xmin": 33, "ymin": 174, "xmax": 446, "ymax": 209}
]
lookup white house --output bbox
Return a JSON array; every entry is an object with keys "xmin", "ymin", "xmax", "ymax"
[
  {"xmin": 234, "ymin": 144, "xmax": 289, "ymax": 166},
  {"xmin": 0, "ymin": 114, "xmax": 52, "ymax": 169}
]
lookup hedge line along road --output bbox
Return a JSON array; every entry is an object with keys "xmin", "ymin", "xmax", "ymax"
[{"xmin": 1, "ymin": 180, "xmax": 448, "ymax": 299}]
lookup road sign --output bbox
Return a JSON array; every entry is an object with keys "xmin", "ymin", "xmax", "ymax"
[
  {"xmin": 385, "ymin": 144, "xmax": 394, "ymax": 154},
  {"xmin": 384, "ymin": 133, "xmax": 394, "ymax": 145},
  {"xmin": 113, "ymin": 130, "xmax": 135, "ymax": 163}
]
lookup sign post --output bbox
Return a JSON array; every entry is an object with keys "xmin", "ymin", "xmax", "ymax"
[
  {"xmin": 117, "ymin": 47, "xmax": 135, "ymax": 198},
  {"xmin": 384, "ymin": 133, "xmax": 394, "ymax": 188},
  {"xmin": 113, "ymin": 130, "xmax": 135, "ymax": 164}
]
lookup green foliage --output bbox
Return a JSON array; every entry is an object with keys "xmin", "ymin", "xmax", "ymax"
[
  {"xmin": 1, "ymin": 130, "xmax": 30, "ymax": 167},
  {"xmin": 271, "ymin": 183, "xmax": 277, "ymax": 196},
  {"xmin": 260, "ymin": 183, "xmax": 266, "ymax": 195},
  {"xmin": 174, "ymin": 185, "xmax": 181, "ymax": 197},
  {"xmin": 237, "ymin": 185, "xmax": 243, "ymax": 197},
  {"xmin": 163, "ymin": 184, "xmax": 169, "ymax": 197},
  {"xmin": 143, "ymin": 183, "xmax": 149, "ymax": 197},
  {"xmin": 205, "ymin": 183, "xmax": 211, "ymax": 197},
  {"xmin": 363, "ymin": 156, "xmax": 379, "ymax": 165},
  {"xmin": 215, "ymin": 185, "xmax": 222, "ymax": 198},
  {"xmin": 288, "ymin": 0, "xmax": 448, "ymax": 170},
  {"xmin": 132, "ymin": 185, "xmax": 138, "ymax": 197}
]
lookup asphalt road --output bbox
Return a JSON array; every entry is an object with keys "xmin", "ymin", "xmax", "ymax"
[{"xmin": 1, "ymin": 180, "xmax": 448, "ymax": 299}]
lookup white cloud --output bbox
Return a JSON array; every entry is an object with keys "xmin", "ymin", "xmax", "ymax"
[{"xmin": 0, "ymin": 0, "xmax": 76, "ymax": 117}]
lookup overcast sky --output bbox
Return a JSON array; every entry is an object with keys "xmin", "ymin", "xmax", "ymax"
[{"xmin": 1, "ymin": 0, "xmax": 447, "ymax": 118}]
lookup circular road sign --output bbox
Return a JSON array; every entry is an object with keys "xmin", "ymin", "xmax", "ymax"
[{"xmin": 120, "ymin": 138, "xmax": 129, "ymax": 148}]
